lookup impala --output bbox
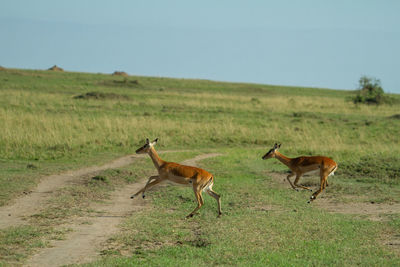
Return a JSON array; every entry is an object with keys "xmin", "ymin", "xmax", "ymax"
[
  {"xmin": 131, "ymin": 138, "xmax": 222, "ymax": 218},
  {"xmin": 262, "ymin": 143, "xmax": 338, "ymax": 203}
]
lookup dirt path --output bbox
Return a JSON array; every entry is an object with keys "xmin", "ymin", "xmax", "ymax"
[
  {"xmin": 316, "ymin": 199, "xmax": 400, "ymax": 220},
  {"xmin": 25, "ymin": 152, "xmax": 220, "ymax": 267},
  {"xmin": 181, "ymin": 153, "xmax": 221, "ymax": 166},
  {"xmin": 0, "ymin": 154, "xmax": 140, "ymax": 229}
]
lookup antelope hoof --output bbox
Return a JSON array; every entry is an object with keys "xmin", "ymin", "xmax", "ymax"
[
  {"xmin": 142, "ymin": 194, "xmax": 146, "ymax": 199},
  {"xmin": 186, "ymin": 214, "xmax": 194, "ymax": 219},
  {"xmin": 130, "ymin": 195, "xmax": 135, "ymax": 199},
  {"xmin": 307, "ymin": 200, "xmax": 311, "ymax": 204},
  {"xmin": 295, "ymin": 188, "xmax": 299, "ymax": 192},
  {"xmin": 217, "ymin": 213, "xmax": 222, "ymax": 218},
  {"xmin": 309, "ymin": 189, "xmax": 313, "ymax": 192}
]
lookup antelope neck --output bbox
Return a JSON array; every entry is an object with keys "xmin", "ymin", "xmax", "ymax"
[
  {"xmin": 274, "ymin": 151, "xmax": 292, "ymax": 167},
  {"xmin": 148, "ymin": 147, "xmax": 165, "ymax": 170}
]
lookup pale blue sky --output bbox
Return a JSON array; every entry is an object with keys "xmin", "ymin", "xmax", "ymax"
[{"xmin": 1, "ymin": 1, "xmax": 399, "ymax": 92}]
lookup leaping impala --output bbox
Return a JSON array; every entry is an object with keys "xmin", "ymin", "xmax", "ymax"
[
  {"xmin": 131, "ymin": 138, "xmax": 222, "ymax": 218},
  {"xmin": 262, "ymin": 143, "xmax": 338, "ymax": 203}
]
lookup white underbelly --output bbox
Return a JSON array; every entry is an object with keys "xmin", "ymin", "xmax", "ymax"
[
  {"xmin": 165, "ymin": 175, "xmax": 191, "ymax": 185},
  {"xmin": 302, "ymin": 169, "xmax": 335, "ymax": 176}
]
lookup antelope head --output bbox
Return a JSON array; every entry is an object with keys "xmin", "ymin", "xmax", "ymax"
[
  {"xmin": 262, "ymin": 143, "xmax": 281, "ymax": 160},
  {"xmin": 136, "ymin": 138, "xmax": 158, "ymax": 154}
]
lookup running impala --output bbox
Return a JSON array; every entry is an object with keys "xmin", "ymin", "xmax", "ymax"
[
  {"xmin": 131, "ymin": 138, "xmax": 222, "ymax": 218},
  {"xmin": 262, "ymin": 143, "xmax": 338, "ymax": 203}
]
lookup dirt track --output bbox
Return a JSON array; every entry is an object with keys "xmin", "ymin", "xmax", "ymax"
[
  {"xmin": 22, "ymin": 152, "xmax": 220, "ymax": 267},
  {"xmin": 0, "ymin": 154, "xmax": 141, "ymax": 229}
]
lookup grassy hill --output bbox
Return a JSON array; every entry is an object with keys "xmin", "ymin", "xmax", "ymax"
[{"xmin": 0, "ymin": 68, "xmax": 399, "ymax": 265}]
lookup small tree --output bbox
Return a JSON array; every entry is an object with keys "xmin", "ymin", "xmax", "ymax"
[{"xmin": 353, "ymin": 76, "xmax": 384, "ymax": 104}]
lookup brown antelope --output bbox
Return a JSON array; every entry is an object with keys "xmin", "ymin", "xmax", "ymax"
[
  {"xmin": 131, "ymin": 138, "xmax": 222, "ymax": 218},
  {"xmin": 262, "ymin": 143, "xmax": 338, "ymax": 203}
]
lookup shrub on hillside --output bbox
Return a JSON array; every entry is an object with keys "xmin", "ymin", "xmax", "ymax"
[{"xmin": 353, "ymin": 76, "xmax": 384, "ymax": 105}]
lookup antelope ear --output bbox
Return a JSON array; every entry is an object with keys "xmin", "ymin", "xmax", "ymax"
[
  {"xmin": 150, "ymin": 138, "xmax": 158, "ymax": 146},
  {"xmin": 278, "ymin": 143, "xmax": 281, "ymax": 148},
  {"xmin": 146, "ymin": 138, "xmax": 150, "ymax": 144},
  {"xmin": 274, "ymin": 143, "xmax": 278, "ymax": 149}
]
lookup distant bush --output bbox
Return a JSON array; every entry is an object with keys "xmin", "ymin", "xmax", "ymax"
[
  {"xmin": 353, "ymin": 76, "xmax": 384, "ymax": 105},
  {"xmin": 390, "ymin": 114, "xmax": 400, "ymax": 120},
  {"xmin": 112, "ymin": 71, "xmax": 129, "ymax": 76}
]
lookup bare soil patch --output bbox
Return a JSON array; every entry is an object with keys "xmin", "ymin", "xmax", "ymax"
[
  {"xmin": 181, "ymin": 153, "xmax": 221, "ymax": 166},
  {"xmin": 315, "ymin": 197, "xmax": 400, "ymax": 221},
  {"xmin": 27, "ymin": 181, "xmax": 146, "ymax": 267}
]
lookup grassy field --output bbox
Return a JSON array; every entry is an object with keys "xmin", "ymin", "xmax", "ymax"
[
  {"xmin": 85, "ymin": 149, "xmax": 400, "ymax": 266},
  {"xmin": 0, "ymin": 68, "xmax": 399, "ymax": 266}
]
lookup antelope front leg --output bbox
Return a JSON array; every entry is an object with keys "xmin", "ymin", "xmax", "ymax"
[
  {"xmin": 286, "ymin": 173, "xmax": 297, "ymax": 191},
  {"xmin": 130, "ymin": 175, "xmax": 159, "ymax": 199}
]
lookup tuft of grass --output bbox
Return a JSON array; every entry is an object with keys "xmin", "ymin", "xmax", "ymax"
[
  {"xmin": 91, "ymin": 175, "xmax": 110, "ymax": 184},
  {"xmin": 26, "ymin": 163, "xmax": 38, "ymax": 169}
]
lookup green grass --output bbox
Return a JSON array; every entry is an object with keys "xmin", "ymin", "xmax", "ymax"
[
  {"xmin": 0, "ymin": 68, "xmax": 399, "ymax": 266},
  {"xmin": 83, "ymin": 149, "xmax": 400, "ymax": 266},
  {"xmin": 1, "ymin": 68, "xmax": 399, "ymax": 162}
]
